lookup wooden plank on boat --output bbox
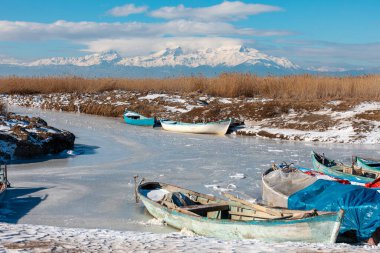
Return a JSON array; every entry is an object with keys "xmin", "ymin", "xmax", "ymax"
[
  {"xmin": 229, "ymin": 211, "xmax": 292, "ymax": 220},
  {"xmin": 161, "ymin": 201, "xmax": 201, "ymax": 217},
  {"xmin": 181, "ymin": 203, "xmax": 230, "ymax": 212},
  {"xmin": 223, "ymin": 193, "xmax": 284, "ymax": 217}
]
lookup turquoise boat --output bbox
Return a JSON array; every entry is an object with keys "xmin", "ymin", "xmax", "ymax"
[
  {"xmin": 355, "ymin": 156, "xmax": 380, "ymax": 174},
  {"xmin": 123, "ymin": 111, "xmax": 156, "ymax": 127},
  {"xmin": 138, "ymin": 181, "xmax": 343, "ymax": 243},
  {"xmin": 311, "ymin": 151, "xmax": 378, "ymax": 184}
]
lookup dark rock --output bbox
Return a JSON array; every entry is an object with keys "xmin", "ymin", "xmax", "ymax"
[{"xmin": 0, "ymin": 113, "xmax": 75, "ymax": 161}]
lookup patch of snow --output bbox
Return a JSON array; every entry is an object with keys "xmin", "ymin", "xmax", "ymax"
[
  {"xmin": 164, "ymin": 106, "xmax": 189, "ymax": 113},
  {"xmin": 138, "ymin": 94, "xmax": 168, "ymax": 100},
  {"xmin": 0, "ymin": 125, "xmax": 10, "ymax": 131},
  {"xmin": 219, "ymin": 98, "xmax": 232, "ymax": 104},
  {"xmin": 328, "ymin": 100, "xmax": 342, "ymax": 106},
  {"xmin": 332, "ymin": 102, "xmax": 380, "ymax": 120}
]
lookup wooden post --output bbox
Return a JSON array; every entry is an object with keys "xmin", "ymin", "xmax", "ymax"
[{"xmin": 134, "ymin": 175, "xmax": 139, "ymax": 203}]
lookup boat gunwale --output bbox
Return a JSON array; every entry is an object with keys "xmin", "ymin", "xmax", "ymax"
[{"xmin": 138, "ymin": 181, "xmax": 342, "ymax": 226}]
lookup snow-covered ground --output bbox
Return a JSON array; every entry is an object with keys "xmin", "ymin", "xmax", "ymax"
[
  {"xmin": 1, "ymin": 107, "xmax": 380, "ymax": 252},
  {"xmin": 0, "ymin": 223, "xmax": 377, "ymax": 252},
  {"xmin": 239, "ymin": 102, "xmax": 380, "ymax": 144}
]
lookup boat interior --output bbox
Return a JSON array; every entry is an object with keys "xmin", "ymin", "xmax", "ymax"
[
  {"xmin": 139, "ymin": 182, "xmax": 321, "ymax": 221},
  {"xmin": 315, "ymin": 152, "xmax": 379, "ymax": 178}
]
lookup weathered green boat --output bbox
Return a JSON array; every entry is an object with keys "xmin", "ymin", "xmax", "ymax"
[
  {"xmin": 138, "ymin": 181, "xmax": 343, "ymax": 243},
  {"xmin": 354, "ymin": 156, "xmax": 380, "ymax": 174},
  {"xmin": 311, "ymin": 151, "xmax": 379, "ymax": 184}
]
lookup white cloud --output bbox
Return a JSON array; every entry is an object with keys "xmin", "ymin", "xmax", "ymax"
[
  {"xmin": 0, "ymin": 20, "xmax": 242, "ymax": 40},
  {"xmin": 107, "ymin": 4, "xmax": 148, "ymax": 17},
  {"xmin": 150, "ymin": 1, "xmax": 282, "ymax": 21},
  {"xmin": 81, "ymin": 37, "xmax": 243, "ymax": 56},
  {"xmin": 0, "ymin": 19, "xmax": 288, "ymax": 41}
]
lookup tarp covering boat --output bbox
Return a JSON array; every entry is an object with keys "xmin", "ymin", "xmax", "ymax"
[{"xmin": 262, "ymin": 167, "xmax": 380, "ymax": 240}]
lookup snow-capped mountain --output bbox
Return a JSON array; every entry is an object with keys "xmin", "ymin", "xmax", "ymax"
[
  {"xmin": 12, "ymin": 46, "xmax": 298, "ymax": 69},
  {"xmin": 27, "ymin": 50, "xmax": 122, "ymax": 67},
  {"xmin": 117, "ymin": 46, "xmax": 299, "ymax": 69},
  {"xmin": 0, "ymin": 46, "xmax": 369, "ymax": 77}
]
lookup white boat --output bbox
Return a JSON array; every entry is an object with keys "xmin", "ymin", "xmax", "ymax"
[{"xmin": 160, "ymin": 119, "xmax": 231, "ymax": 135}]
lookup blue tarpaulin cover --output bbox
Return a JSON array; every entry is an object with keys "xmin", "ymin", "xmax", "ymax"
[{"xmin": 288, "ymin": 179, "xmax": 380, "ymax": 240}]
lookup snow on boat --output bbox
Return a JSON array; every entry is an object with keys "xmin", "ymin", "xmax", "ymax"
[
  {"xmin": 262, "ymin": 166, "xmax": 380, "ymax": 241},
  {"xmin": 311, "ymin": 151, "xmax": 379, "ymax": 184},
  {"xmin": 123, "ymin": 111, "xmax": 156, "ymax": 127},
  {"xmin": 138, "ymin": 181, "xmax": 343, "ymax": 243},
  {"xmin": 160, "ymin": 119, "xmax": 231, "ymax": 135}
]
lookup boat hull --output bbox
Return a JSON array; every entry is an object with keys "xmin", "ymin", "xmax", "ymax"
[
  {"xmin": 160, "ymin": 119, "xmax": 231, "ymax": 135},
  {"xmin": 139, "ymin": 183, "xmax": 342, "ymax": 243},
  {"xmin": 123, "ymin": 115, "xmax": 156, "ymax": 127},
  {"xmin": 355, "ymin": 157, "xmax": 380, "ymax": 174},
  {"xmin": 311, "ymin": 152, "xmax": 372, "ymax": 184}
]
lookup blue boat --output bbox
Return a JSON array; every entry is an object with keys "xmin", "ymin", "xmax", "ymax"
[{"xmin": 123, "ymin": 111, "xmax": 156, "ymax": 127}]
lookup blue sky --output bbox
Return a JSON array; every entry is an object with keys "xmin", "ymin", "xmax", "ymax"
[{"xmin": 0, "ymin": 0, "xmax": 379, "ymax": 69}]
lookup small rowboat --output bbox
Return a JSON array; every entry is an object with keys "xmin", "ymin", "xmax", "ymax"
[
  {"xmin": 311, "ymin": 151, "xmax": 379, "ymax": 184},
  {"xmin": 354, "ymin": 156, "xmax": 380, "ymax": 173},
  {"xmin": 138, "ymin": 181, "xmax": 343, "ymax": 243},
  {"xmin": 123, "ymin": 111, "xmax": 156, "ymax": 127},
  {"xmin": 0, "ymin": 164, "xmax": 8, "ymax": 202},
  {"xmin": 262, "ymin": 166, "xmax": 380, "ymax": 241},
  {"xmin": 160, "ymin": 119, "xmax": 231, "ymax": 135}
]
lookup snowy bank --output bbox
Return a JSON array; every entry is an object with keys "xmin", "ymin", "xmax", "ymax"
[{"xmin": 3, "ymin": 92, "xmax": 380, "ymax": 144}]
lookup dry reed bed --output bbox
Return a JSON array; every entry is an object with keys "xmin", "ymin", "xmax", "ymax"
[{"xmin": 2, "ymin": 74, "xmax": 380, "ymax": 100}]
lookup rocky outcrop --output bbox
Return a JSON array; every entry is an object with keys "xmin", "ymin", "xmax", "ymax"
[{"xmin": 0, "ymin": 112, "xmax": 75, "ymax": 161}]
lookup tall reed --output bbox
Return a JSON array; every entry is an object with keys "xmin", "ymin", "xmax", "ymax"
[{"xmin": 1, "ymin": 74, "xmax": 380, "ymax": 100}]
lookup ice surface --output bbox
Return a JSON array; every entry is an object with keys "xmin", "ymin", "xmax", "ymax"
[{"xmin": 1, "ymin": 106, "xmax": 380, "ymax": 251}]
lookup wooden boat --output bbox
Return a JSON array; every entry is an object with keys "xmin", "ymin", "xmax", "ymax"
[
  {"xmin": 160, "ymin": 119, "xmax": 231, "ymax": 135},
  {"xmin": 311, "ymin": 151, "xmax": 378, "ymax": 184},
  {"xmin": 0, "ymin": 164, "xmax": 8, "ymax": 202},
  {"xmin": 138, "ymin": 181, "xmax": 343, "ymax": 243},
  {"xmin": 123, "ymin": 111, "xmax": 156, "ymax": 127},
  {"xmin": 354, "ymin": 156, "xmax": 380, "ymax": 173}
]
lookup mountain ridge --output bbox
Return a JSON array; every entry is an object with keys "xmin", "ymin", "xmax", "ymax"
[{"xmin": 0, "ymin": 46, "xmax": 375, "ymax": 77}]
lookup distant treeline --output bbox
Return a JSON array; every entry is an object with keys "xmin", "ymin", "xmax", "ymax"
[{"xmin": 1, "ymin": 74, "xmax": 380, "ymax": 100}]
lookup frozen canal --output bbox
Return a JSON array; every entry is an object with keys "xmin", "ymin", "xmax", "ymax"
[{"xmin": 1, "ymin": 107, "xmax": 380, "ymax": 251}]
